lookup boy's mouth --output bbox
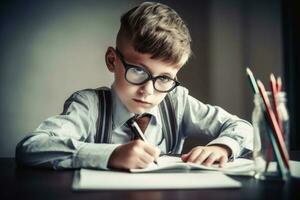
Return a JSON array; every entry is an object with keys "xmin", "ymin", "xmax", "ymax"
[{"xmin": 132, "ymin": 98, "xmax": 151, "ymax": 105}]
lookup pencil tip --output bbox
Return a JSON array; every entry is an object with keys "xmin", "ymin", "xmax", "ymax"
[
  {"xmin": 277, "ymin": 77, "xmax": 282, "ymax": 83},
  {"xmin": 270, "ymin": 73, "xmax": 275, "ymax": 80},
  {"xmin": 246, "ymin": 67, "xmax": 252, "ymax": 75}
]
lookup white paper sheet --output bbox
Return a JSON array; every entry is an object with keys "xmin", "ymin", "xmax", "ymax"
[
  {"xmin": 72, "ymin": 160, "xmax": 300, "ymax": 190},
  {"xmin": 267, "ymin": 160, "xmax": 300, "ymax": 178},
  {"xmin": 72, "ymin": 170, "xmax": 242, "ymax": 190},
  {"xmin": 290, "ymin": 160, "xmax": 300, "ymax": 178}
]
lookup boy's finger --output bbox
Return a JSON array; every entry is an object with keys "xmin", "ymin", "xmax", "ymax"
[
  {"xmin": 133, "ymin": 157, "xmax": 152, "ymax": 169},
  {"xmin": 142, "ymin": 142, "xmax": 160, "ymax": 158},
  {"xmin": 139, "ymin": 152, "xmax": 155, "ymax": 164},
  {"xmin": 185, "ymin": 148, "xmax": 201, "ymax": 162},
  {"xmin": 202, "ymin": 152, "xmax": 218, "ymax": 166},
  {"xmin": 188, "ymin": 149, "xmax": 208, "ymax": 163},
  {"xmin": 154, "ymin": 147, "xmax": 161, "ymax": 158},
  {"xmin": 219, "ymin": 155, "xmax": 228, "ymax": 168},
  {"xmin": 181, "ymin": 154, "xmax": 188, "ymax": 161},
  {"xmin": 181, "ymin": 151, "xmax": 192, "ymax": 162}
]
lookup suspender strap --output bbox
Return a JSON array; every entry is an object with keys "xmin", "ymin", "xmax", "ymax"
[
  {"xmin": 95, "ymin": 88, "xmax": 112, "ymax": 143},
  {"xmin": 95, "ymin": 88, "xmax": 178, "ymax": 153},
  {"xmin": 159, "ymin": 94, "xmax": 178, "ymax": 153}
]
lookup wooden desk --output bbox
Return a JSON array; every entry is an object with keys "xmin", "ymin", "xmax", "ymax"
[{"xmin": 1, "ymin": 152, "xmax": 300, "ymax": 200}]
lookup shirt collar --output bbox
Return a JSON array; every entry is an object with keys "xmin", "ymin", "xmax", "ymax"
[{"xmin": 111, "ymin": 84, "xmax": 161, "ymax": 129}]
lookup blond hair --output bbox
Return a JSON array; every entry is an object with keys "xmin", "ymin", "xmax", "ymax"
[{"xmin": 117, "ymin": 2, "xmax": 192, "ymax": 66}]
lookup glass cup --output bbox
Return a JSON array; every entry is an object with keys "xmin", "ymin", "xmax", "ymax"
[{"xmin": 252, "ymin": 92, "xmax": 289, "ymax": 180}]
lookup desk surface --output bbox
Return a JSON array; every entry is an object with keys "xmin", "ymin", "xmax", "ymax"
[{"xmin": 1, "ymin": 152, "xmax": 300, "ymax": 200}]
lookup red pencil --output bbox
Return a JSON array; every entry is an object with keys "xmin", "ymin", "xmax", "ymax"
[
  {"xmin": 257, "ymin": 80, "xmax": 290, "ymax": 170},
  {"xmin": 270, "ymin": 74, "xmax": 283, "ymax": 132},
  {"xmin": 277, "ymin": 77, "xmax": 282, "ymax": 92}
]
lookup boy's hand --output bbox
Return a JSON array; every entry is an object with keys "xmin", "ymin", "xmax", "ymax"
[
  {"xmin": 107, "ymin": 140, "xmax": 160, "ymax": 170},
  {"xmin": 181, "ymin": 145, "xmax": 231, "ymax": 168}
]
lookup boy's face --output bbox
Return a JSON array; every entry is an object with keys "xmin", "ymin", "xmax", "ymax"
[{"xmin": 105, "ymin": 44, "xmax": 181, "ymax": 114}]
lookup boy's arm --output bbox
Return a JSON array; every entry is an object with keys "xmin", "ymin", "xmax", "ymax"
[
  {"xmin": 170, "ymin": 87, "xmax": 253, "ymax": 160},
  {"xmin": 15, "ymin": 90, "xmax": 119, "ymax": 170},
  {"xmin": 184, "ymin": 95, "xmax": 253, "ymax": 159}
]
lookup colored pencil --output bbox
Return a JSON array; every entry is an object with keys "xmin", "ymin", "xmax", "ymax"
[
  {"xmin": 277, "ymin": 77, "xmax": 282, "ymax": 92},
  {"xmin": 270, "ymin": 74, "xmax": 283, "ymax": 131},
  {"xmin": 246, "ymin": 68, "xmax": 273, "ymax": 171},
  {"xmin": 257, "ymin": 80, "xmax": 290, "ymax": 169},
  {"xmin": 246, "ymin": 68, "xmax": 259, "ymax": 94}
]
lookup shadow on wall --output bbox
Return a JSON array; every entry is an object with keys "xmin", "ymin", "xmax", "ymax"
[{"xmin": 0, "ymin": 0, "xmax": 134, "ymax": 157}]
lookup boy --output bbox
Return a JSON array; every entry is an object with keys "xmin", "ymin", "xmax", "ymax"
[{"xmin": 16, "ymin": 2, "xmax": 253, "ymax": 170}]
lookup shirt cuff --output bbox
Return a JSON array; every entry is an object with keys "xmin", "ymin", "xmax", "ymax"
[
  {"xmin": 206, "ymin": 136, "xmax": 241, "ymax": 160},
  {"xmin": 73, "ymin": 143, "xmax": 121, "ymax": 169}
]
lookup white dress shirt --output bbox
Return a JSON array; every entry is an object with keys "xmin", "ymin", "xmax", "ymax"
[{"xmin": 16, "ymin": 85, "xmax": 253, "ymax": 170}]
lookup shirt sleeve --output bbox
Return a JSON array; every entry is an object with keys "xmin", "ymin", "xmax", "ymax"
[
  {"xmin": 170, "ymin": 86, "xmax": 253, "ymax": 159},
  {"xmin": 15, "ymin": 90, "xmax": 120, "ymax": 170}
]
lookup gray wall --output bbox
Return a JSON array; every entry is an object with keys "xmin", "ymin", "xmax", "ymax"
[
  {"xmin": 0, "ymin": 0, "xmax": 283, "ymax": 157},
  {"xmin": 209, "ymin": 0, "xmax": 283, "ymax": 118}
]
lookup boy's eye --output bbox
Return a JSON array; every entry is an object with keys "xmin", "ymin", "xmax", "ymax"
[
  {"xmin": 131, "ymin": 66, "xmax": 146, "ymax": 74},
  {"xmin": 157, "ymin": 76, "xmax": 172, "ymax": 83}
]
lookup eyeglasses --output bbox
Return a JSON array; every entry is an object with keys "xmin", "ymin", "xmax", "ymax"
[{"xmin": 115, "ymin": 48, "xmax": 180, "ymax": 93}]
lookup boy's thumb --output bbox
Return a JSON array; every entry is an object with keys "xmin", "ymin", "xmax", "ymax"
[
  {"xmin": 155, "ymin": 147, "xmax": 161, "ymax": 158},
  {"xmin": 181, "ymin": 152, "xmax": 191, "ymax": 162}
]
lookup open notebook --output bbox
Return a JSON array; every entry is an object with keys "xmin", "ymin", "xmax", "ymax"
[{"xmin": 130, "ymin": 155, "xmax": 255, "ymax": 175}]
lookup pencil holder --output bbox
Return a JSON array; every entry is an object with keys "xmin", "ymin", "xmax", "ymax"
[{"xmin": 252, "ymin": 92, "xmax": 289, "ymax": 180}]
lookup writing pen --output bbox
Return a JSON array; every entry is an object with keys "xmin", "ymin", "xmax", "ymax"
[{"xmin": 129, "ymin": 119, "xmax": 158, "ymax": 165}]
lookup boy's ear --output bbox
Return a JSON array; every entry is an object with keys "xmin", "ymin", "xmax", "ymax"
[{"xmin": 105, "ymin": 47, "xmax": 117, "ymax": 72}]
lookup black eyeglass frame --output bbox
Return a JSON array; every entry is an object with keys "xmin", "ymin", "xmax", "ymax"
[{"xmin": 115, "ymin": 48, "xmax": 180, "ymax": 93}]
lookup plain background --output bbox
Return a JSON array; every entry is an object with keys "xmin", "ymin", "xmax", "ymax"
[{"xmin": 0, "ymin": 0, "xmax": 283, "ymax": 157}]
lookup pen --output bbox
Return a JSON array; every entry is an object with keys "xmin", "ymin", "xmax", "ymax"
[
  {"xmin": 129, "ymin": 118, "xmax": 158, "ymax": 165},
  {"xmin": 131, "ymin": 120, "xmax": 147, "ymax": 141}
]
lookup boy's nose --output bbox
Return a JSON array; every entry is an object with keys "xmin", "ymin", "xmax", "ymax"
[{"xmin": 140, "ymin": 80, "xmax": 154, "ymax": 95}]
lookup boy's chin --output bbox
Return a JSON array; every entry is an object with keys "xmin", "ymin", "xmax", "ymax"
[{"xmin": 128, "ymin": 107, "xmax": 149, "ymax": 114}]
